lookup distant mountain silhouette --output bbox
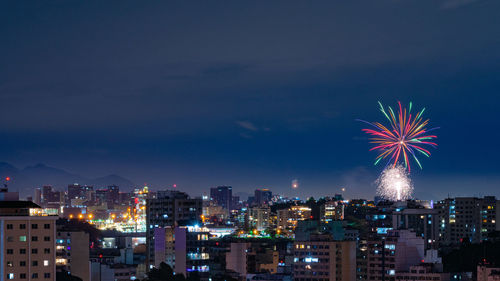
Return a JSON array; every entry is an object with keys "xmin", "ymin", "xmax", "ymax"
[
  {"xmin": 90, "ymin": 174, "xmax": 135, "ymax": 188},
  {"xmin": 0, "ymin": 162, "xmax": 135, "ymax": 198}
]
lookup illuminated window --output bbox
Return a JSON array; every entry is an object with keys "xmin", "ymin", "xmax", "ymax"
[
  {"xmin": 7, "ymin": 273, "xmax": 14, "ymax": 279},
  {"xmin": 20, "ymin": 236, "xmax": 27, "ymax": 242},
  {"xmin": 44, "ymin": 260, "xmax": 49, "ymax": 266},
  {"xmin": 56, "ymin": 259, "xmax": 68, "ymax": 265}
]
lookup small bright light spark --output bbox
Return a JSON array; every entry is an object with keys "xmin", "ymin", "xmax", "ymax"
[
  {"xmin": 291, "ymin": 179, "xmax": 299, "ymax": 189},
  {"xmin": 376, "ymin": 165, "xmax": 413, "ymax": 201}
]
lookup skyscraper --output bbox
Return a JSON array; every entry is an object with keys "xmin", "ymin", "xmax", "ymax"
[
  {"xmin": 146, "ymin": 190, "xmax": 202, "ymax": 267},
  {"xmin": 435, "ymin": 196, "xmax": 500, "ymax": 245},
  {"xmin": 210, "ymin": 186, "xmax": 232, "ymax": 210},
  {"xmin": 107, "ymin": 185, "xmax": 120, "ymax": 207},
  {"xmin": 67, "ymin": 184, "xmax": 82, "ymax": 201},
  {"xmin": 254, "ymin": 189, "xmax": 272, "ymax": 206}
]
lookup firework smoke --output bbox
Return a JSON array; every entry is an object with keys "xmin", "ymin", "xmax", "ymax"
[{"xmin": 376, "ymin": 165, "xmax": 413, "ymax": 201}]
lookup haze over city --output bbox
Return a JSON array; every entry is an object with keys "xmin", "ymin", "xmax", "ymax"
[
  {"xmin": 3, "ymin": 2, "xmax": 500, "ymax": 281},
  {"xmin": 2, "ymin": 0, "xmax": 500, "ymax": 200}
]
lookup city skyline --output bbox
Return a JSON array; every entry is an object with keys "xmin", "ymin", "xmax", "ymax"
[{"xmin": 2, "ymin": 0, "xmax": 500, "ymax": 200}]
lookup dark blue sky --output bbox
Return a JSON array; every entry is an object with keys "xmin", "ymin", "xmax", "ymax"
[{"xmin": 1, "ymin": 0, "xmax": 499, "ymax": 199}]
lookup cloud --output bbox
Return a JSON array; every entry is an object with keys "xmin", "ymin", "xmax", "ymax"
[
  {"xmin": 441, "ymin": 0, "xmax": 480, "ymax": 9},
  {"xmin": 235, "ymin": 121, "xmax": 272, "ymax": 139},
  {"xmin": 235, "ymin": 121, "xmax": 259, "ymax": 131},
  {"xmin": 239, "ymin": 132, "xmax": 253, "ymax": 139}
]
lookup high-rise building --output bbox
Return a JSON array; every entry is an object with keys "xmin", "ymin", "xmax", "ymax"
[
  {"xmin": 277, "ymin": 206, "xmax": 312, "ymax": 237},
  {"xmin": 254, "ymin": 189, "xmax": 272, "ymax": 206},
  {"xmin": 366, "ymin": 229, "xmax": 425, "ymax": 280},
  {"xmin": 146, "ymin": 190, "xmax": 202, "ymax": 267},
  {"xmin": 41, "ymin": 186, "xmax": 61, "ymax": 208},
  {"xmin": 210, "ymin": 186, "xmax": 232, "ymax": 210},
  {"xmin": 67, "ymin": 184, "xmax": 94, "ymax": 207},
  {"xmin": 320, "ymin": 200, "xmax": 344, "ymax": 222},
  {"xmin": 435, "ymin": 196, "xmax": 500, "ymax": 245},
  {"xmin": 154, "ymin": 226, "xmax": 210, "ymax": 278},
  {"xmin": 293, "ymin": 235, "xmax": 357, "ymax": 281},
  {"xmin": 67, "ymin": 184, "xmax": 82, "ymax": 201},
  {"xmin": 34, "ymin": 188, "xmax": 42, "ymax": 206},
  {"xmin": 0, "ymin": 201, "xmax": 57, "ymax": 281},
  {"xmin": 392, "ymin": 203, "xmax": 440, "ymax": 251},
  {"xmin": 56, "ymin": 230, "xmax": 90, "ymax": 281},
  {"xmin": 107, "ymin": 185, "xmax": 120, "ymax": 207},
  {"xmin": 95, "ymin": 189, "xmax": 107, "ymax": 206},
  {"xmin": 247, "ymin": 206, "xmax": 270, "ymax": 231}
]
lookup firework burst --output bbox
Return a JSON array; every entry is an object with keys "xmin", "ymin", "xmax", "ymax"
[
  {"xmin": 358, "ymin": 101, "xmax": 438, "ymax": 172},
  {"xmin": 376, "ymin": 165, "xmax": 413, "ymax": 201}
]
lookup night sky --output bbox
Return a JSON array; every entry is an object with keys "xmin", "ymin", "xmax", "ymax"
[{"xmin": 1, "ymin": 0, "xmax": 500, "ymax": 200}]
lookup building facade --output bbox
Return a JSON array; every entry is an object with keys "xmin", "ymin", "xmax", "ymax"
[
  {"xmin": 366, "ymin": 229, "xmax": 425, "ymax": 281},
  {"xmin": 392, "ymin": 205, "xmax": 440, "ymax": 251},
  {"xmin": 0, "ymin": 201, "xmax": 57, "ymax": 281},
  {"xmin": 320, "ymin": 201, "xmax": 344, "ymax": 222},
  {"xmin": 277, "ymin": 206, "xmax": 312, "ymax": 237},
  {"xmin": 248, "ymin": 206, "xmax": 271, "ymax": 231},
  {"xmin": 210, "ymin": 186, "xmax": 233, "ymax": 211},
  {"xmin": 293, "ymin": 236, "xmax": 356, "ymax": 281},
  {"xmin": 146, "ymin": 191, "xmax": 202, "ymax": 267},
  {"xmin": 56, "ymin": 231, "xmax": 90, "ymax": 281},
  {"xmin": 435, "ymin": 197, "xmax": 499, "ymax": 245},
  {"xmin": 154, "ymin": 226, "xmax": 210, "ymax": 278}
]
